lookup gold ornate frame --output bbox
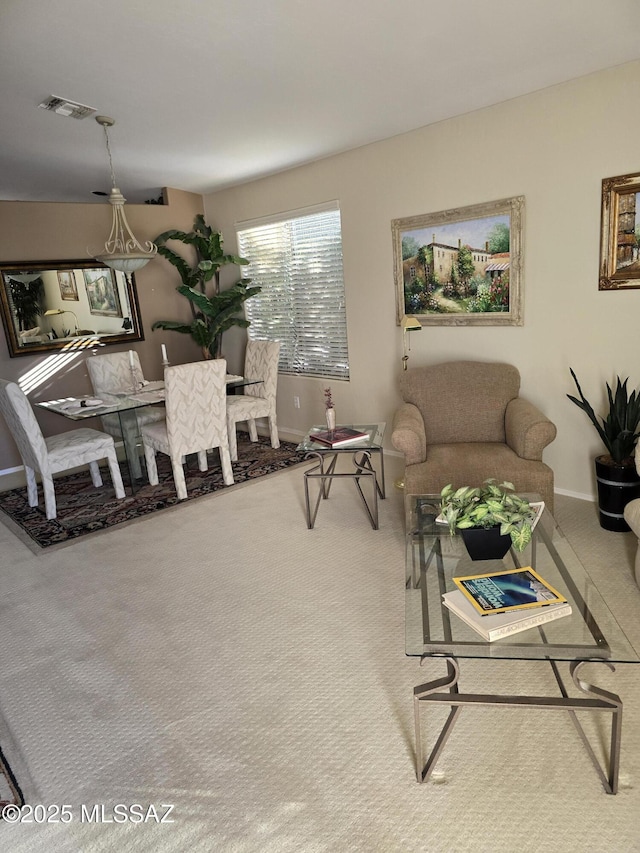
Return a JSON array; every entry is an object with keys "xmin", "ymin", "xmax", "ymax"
[{"xmin": 599, "ymin": 171, "xmax": 640, "ymax": 290}]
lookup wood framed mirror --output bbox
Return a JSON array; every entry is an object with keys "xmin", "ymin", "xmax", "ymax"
[{"xmin": 0, "ymin": 259, "xmax": 144, "ymax": 357}]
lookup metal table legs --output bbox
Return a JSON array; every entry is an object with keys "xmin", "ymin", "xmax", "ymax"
[
  {"xmin": 303, "ymin": 448, "xmax": 385, "ymax": 529},
  {"xmin": 413, "ymin": 655, "xmax": 623, "ymax": 794}
]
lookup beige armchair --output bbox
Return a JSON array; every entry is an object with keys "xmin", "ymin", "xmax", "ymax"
[
  {"xmin": 622, "ymin": 444, "xmax": 640, "ymax": 588},
  {"xmin": 391, "ymin": 361, "xmax": 557, "ymax": 512}
]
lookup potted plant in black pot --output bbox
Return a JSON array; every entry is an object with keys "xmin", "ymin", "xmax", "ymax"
[
  {"xmin": 567, "ymin": 368, "xmax": 640, "ymax": 532},
  {"xmin": 440, "ymin": 480, "xmax": 539, "ymax": 559}
]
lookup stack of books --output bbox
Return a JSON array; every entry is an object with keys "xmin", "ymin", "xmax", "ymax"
[{"xmin": 442, "ymin": 567, "xmax": 572, "ymax": 642}]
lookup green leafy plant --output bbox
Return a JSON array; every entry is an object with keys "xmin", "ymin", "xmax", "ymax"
[
  {"xmin": 440, "ymin": 479, "xmax": 537, "ymax": 552},
  {"xmin": 152, "ymin": 215, "xmax": 261, "ymax": 359},
  {"xmin": 567, "ymin": 368, "xmax": 640, "ymax": 464},
  {"xmin": 8, "ymin": 276, "xmax": 44, "ymax": 331}
]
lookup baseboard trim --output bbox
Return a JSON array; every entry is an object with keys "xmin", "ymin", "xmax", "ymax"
[
  {"xmin": 0, "ymin": 466, "xmax": 23, "ymax": 477},
  {"xmin": 554, "ymin": 487, "xmax": 596, "ymax": 503}
]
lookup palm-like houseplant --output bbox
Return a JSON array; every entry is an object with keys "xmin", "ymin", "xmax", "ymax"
[
  {"xmin": 567, "ymin": 368, "xmax": 640, "ymax": 465},
  {"xmin": 8, "ymin": 276, "xmax": 44, "ymax": 331},
  {"xmin": 152, "ymin": 215, "xmax": 261, "ymax": 360},
  {"xmin": 440, "ymin": 479, "xmax": 538, "ymax": 554},
  {"xmin": 567, "ymin": 368, "xmax": 640, "ymax": 531}
]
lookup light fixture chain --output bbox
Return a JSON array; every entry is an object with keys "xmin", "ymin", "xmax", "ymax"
[{"xmin": 102, "ymin": 123, "xmax": 117, "ymax": 189}]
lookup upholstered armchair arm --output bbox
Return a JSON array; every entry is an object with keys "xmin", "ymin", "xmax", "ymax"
[
  {"xmin": 505, "ymin": 398, "xmax": 557, "ymax": 460},
  {"xmin": 391, "ymin": 403, "xmax": 427, "ymax": 465}
]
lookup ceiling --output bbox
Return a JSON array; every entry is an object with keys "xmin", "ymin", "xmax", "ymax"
[{"xmin": 2, "ymin": 0, "xmax": 640, "ymax": 204}]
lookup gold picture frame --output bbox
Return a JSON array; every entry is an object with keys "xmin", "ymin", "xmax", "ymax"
[
  {"xmin": 57, "ymin": 270, "xmax": 78, "ymax": 301},
  {"xmin": 599, "ymin": 171, "xmax": 640, "ymax": 290},
  {"xmin": 392, "ymin": 195, "xmax": 524, "ymax": 326}
]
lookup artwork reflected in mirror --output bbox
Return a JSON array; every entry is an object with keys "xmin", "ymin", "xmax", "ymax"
[{"xmin": 0, "ymin": 260, "xmax": 144, "ymax": 357}]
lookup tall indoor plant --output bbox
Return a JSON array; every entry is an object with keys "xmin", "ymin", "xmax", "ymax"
[
  {"xmin": 567, "ymin": 368, "xmax": 640, "ymax": 531},
  {"xmin": 152, "ymin": 214, "xmax": 260, "ymax": 359},
  {"xmin": 8, "ymin": 275, "xmax": 44, "ymax": 331}
]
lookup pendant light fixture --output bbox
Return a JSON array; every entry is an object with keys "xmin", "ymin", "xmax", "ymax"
[{"xmin": 91, "ymin": 116, "xmax": 157, "ymax": 274}]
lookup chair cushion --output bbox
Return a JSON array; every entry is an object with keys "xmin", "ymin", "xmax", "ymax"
[
  {"xmin": 45, "ymin": 428, "xmax": 116, "ymax": 474},
  {"xmin": 140, "ymin": 420, "xmax": 169, "ymax": 454},
  {"xmin": 404, "ymin": 442, "xmax": 555, "ymax": 511},
  {"xmin": 227, "ymin": 395, "xmax": 271, "ymax": 420}
]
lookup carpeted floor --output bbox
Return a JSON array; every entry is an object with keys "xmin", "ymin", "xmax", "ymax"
[
  {"xmin": 0, "ymin": 436, "xmax": 306, "ymax": 549},
  {"xmin": 0, "ymin": 472, "xmax": 638, "ymax": 851}
]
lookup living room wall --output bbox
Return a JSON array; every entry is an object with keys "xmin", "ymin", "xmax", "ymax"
[
  {"xmin": 204, "ymin": 59, "xmax": 640, "ymax": 501},
  {"xmin": 0, "ymin": 188, "xmax": 205, "ymax": 471}
]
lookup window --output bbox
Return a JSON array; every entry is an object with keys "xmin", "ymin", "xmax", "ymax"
[{"xmin": 236, "ymin": 201, "xmax": 349, "ymax": 380}]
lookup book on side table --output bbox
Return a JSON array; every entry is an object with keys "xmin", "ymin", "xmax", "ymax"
[
  {"xmin": 310, "ymin": 427, "xmax": 369, "ymax": 447},
  {"xmin": 442, "ymin": 589, "xmax": 572, "ymax": 642}
]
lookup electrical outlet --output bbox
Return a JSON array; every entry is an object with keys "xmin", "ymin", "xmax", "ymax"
[{"xmin": 293, "ymin": 396, "xmax": 300, "ymax": 409}]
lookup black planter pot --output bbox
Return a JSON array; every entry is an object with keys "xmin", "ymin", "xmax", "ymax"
[
  {"xmin": 595, "ymin": 456, "xmax": 640, "ymax": 532},
  {"xmin": 461, "ymin": 526, "xmax": 512, "ymax": 561}
]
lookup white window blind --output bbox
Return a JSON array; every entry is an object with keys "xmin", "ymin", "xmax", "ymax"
[{"xmin": 236, "ymin": 202, "xmax": 349, "ymax": 380}]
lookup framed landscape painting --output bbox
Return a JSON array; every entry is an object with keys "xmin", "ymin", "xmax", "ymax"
[
  {"xmin": 599, "ymin": 171, "xmax": 640, "ymax": 290},
  {"xmin": 83, "ymin": 268, "xmax": 122, "ymax": 317},
  {"xmin": 57, "ymin": 270, "xmax": 78, "ymax": 301},
  {"xmin": 392, "ymin": 195, "xmax": 524, "ymax": 326}
]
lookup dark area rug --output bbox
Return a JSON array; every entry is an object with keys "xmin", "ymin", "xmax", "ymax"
[{"xmin": 0, "ymin": 436, "xmax": 307, "ymax": 549}]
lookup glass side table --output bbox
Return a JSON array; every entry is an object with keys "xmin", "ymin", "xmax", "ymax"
[{"xmin": 297, "ymin": 423, "xmax": 385, "ymax": 529}]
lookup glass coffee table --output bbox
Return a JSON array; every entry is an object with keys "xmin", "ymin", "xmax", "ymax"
[
  {"xmin": 297, "ymin": 423, "xmax": 385, "ymax": 529},
  {"xmin": 406, "ymin": 494, "xmax": 640, "ymax": 794}
]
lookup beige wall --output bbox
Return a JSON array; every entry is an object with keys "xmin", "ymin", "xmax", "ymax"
[
  {"xmin": 204, "ymin": 60, "xmax": 640, "ymax": 501},
  {"xmin": 0, "ymin": 187, "xmax": 204, "ymax": 470}
]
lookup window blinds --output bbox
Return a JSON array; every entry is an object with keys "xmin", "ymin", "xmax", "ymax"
[{"xmin": 237, "ymin": 203, "xmax": 349, "ymax": 380}]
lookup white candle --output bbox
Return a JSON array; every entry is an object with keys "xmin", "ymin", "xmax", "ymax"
[
  {"xmin": 129, "ymin": 350, "xmax": 135, "ymax": 368},
  {"xmin": 161, "ymin": 344, "xmax": 168, "ymax": 362}
]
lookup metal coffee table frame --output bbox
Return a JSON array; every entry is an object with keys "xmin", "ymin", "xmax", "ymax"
[
  {"xmin": 298, "ymin": 424, "xmax": 385, "ymax": 529},
  {"xmin": 406, "ymin": 495, "xmax": 639, "ymax": 795}
]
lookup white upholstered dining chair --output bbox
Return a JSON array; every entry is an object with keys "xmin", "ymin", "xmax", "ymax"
[
  {"xmin": 86, "ymin": 350, "xmax": 165, "ymax": 478},
  {"xmin": 0, "ymin": 379, "xmax": 125, "ymax": 519},
  {"xmin": 140, "ymin": 359, "xmax": 234, "ymax": 500},
  {"xmin": 226, "ymin": 340, "xmax": 280, "ymax": 461}
]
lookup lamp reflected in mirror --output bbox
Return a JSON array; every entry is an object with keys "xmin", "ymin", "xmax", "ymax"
[{"xmin": 44, "ymin": 308, "xmax": 79, "ymax": 335}]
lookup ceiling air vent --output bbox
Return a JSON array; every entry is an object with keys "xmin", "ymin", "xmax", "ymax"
[{"xmin": 38, "ymin": 96, "xmax": 96, "ymax": 119}]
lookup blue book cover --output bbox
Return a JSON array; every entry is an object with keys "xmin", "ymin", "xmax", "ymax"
[{"xmin": 453, "ymin": 567, "xmax": 566, "ymax": 615}]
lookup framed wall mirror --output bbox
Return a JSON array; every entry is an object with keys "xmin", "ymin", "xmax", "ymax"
[{"xmin": 0, "ymin": 259, "xmax": 144, "ymax": 358}]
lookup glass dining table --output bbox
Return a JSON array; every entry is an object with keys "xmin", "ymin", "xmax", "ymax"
[{"xmin": 37, "ymin": 376, "xmax": 261, "ymax": 492}]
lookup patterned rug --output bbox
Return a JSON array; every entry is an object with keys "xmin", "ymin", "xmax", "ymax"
[{"xmin": 0, "ymin": 436, "xmax": 307, "ymax": 549}]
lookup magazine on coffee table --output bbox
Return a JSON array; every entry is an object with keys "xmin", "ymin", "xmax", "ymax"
[
  {"xmin": 442, "ymin": 589, "xmax": 572, "ymax": 641},
  {"xmin": 453, "ymin": 566, "xmax": 567, "ymax": 615}
]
